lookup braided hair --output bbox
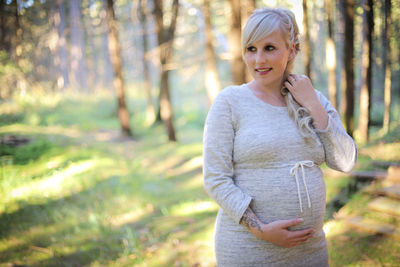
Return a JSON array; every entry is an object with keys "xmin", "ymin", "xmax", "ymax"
[{"xmin": 242, "ymin": 7, "xmax": 316, "ymax": 140}]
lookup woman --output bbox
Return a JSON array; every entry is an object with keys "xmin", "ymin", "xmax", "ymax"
[{"xmin": 202, "ymin": 7, "xmax": 357, "ymax": 266}]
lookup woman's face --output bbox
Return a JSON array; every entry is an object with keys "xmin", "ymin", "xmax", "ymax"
[{"xmin": 244, "ymin": 30, "xmax": 294, "ymax": 90}]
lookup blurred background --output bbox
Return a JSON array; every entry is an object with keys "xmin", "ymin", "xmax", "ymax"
[{"xmin": 0, "ymin": 0, "xmax": 399, "ymax": 266}]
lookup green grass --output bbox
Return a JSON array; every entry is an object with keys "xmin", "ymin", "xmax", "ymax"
[
  {"xmin": 0, "ymin": 91, "xmax": 214, "ymax": 267},
  {"xmin": 0, "ymin": 91, "xmax": 399, "ymax": 266}
]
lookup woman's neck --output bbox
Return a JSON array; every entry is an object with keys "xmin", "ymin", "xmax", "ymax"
[
  {"xmin": 247, "ymin": 80, "xmax": 286, "ymax": 106},
  {"xmin": 248, "ymin": 80, "xmax": 283, "ymax": 97}
]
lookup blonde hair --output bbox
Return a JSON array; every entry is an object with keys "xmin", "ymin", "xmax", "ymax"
[{"xmin": 242, "ymin": 7, "xmax": 316, "ymax": 140}]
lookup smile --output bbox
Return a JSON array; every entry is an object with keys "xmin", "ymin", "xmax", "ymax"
[{"xmin": 255, "ymin": 68, "xmax": 272, "ymax": 74}]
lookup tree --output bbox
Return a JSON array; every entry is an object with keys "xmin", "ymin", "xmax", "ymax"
[
  {"xmin": 106, "ymin": 0, "xmax": 133, "ymax": 137},
  {"xmin": 341, "ymin": 0, "xmax": 355, "ymax": 136},
  {"xmin": 228, "ymin": 0, "xmax": 246, "ymax": 85},
  {"xmin": 203, "ymin": 0, "xmax": 221, "ymax": 105},
  {"xmin": 324, "ymin": 0, "xmax": 337, "ymax": 108},
  {"xmin": 57, "ymin": 0, "xmax": 69, "ymax": 89},
  {"xmin": 302, "ymin": 0, "xmax": 312, "ymax": 79},
  {"xmin": 0, "ymin": 1, "xmax": 11, "ymax": 53},
  {"xmin": 383, "ymin": 0, "xmax": 392, "ymax": 133},
  {"xmin": 138, "ymin": 0, "xmax": 156, "ymax": 125},
  {"xmin": 50, "ymin": 0, "xmax": 69, "ymax": 90},
  {"xmin": 69, "ymin": 0, "xmax": 88, "ymax": 90},
  {"xmin": 358, "ymin": 0, "xmax": 373, "ymax": 142},
  {"xmin": 241, "ymin": 0, "xmax": 256, "ymax": 82},
  {"xmin": 154, "ymin": 0, "xmax": 179, "ymax": 141},
  {"xmin": 12, "ymin": 0, "xmax": 21, "ymax": 61}
]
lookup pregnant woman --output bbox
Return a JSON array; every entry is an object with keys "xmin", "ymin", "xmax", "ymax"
[{"xmin": 202, "ymin": 7, "xmax": 357, "ymax": 266}]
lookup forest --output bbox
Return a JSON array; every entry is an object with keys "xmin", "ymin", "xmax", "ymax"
[{"xmin": 0, "ymin": 0, "xmax": 399, "ymax": 266}]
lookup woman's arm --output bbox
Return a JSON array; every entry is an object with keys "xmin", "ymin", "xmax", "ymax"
[
  {"xmin": 240, "ymin": 207, "xmax": 314, "ymax": 248},
  {"xmin": 203, "ymin": 89, "xmax": 252, "ymax": 224},
  {"xmin": 284, "ymin": 74, "xmax": 357, "ymax": 172}
]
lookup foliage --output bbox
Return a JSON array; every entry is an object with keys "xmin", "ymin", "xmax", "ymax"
[
  {"xmin": 0, "ymin": 90, "xmax": 399, "ymax": 266},
  {"xmin": 0, "ymin": 51, "xmax": 28, "ymax": 99}
]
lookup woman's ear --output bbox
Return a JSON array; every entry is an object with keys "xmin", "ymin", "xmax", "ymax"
[{"xmin": 288, "ymin": 43, "xmax": 296, "ymax": 60}]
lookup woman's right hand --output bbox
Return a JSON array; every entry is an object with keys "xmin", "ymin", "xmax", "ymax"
[{"xmin": 253, "ymin": 218, "xmax": 314, "ymax": 248}]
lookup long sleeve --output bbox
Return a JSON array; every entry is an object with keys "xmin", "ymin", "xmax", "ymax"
[
  {"xmin": 202, "ymin": 90, "xmax": 252, "ymax": 224},
  {"xmin": 315, "ymin": 91, "xmax": 357, "ymax": 173}
]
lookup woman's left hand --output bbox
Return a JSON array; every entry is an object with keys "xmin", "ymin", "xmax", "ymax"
[
  {"xmin": 284, "ymin": 73, "xmax": 329, "ymax": 130},
  {"xmin": 284, "ymin": 74, "xmax": 318, "ymax": 111}
]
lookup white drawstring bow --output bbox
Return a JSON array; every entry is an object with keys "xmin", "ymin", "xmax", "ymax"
[{"xmin": 290, "ymin": 160, "xmax": 314, "ymax": 213}]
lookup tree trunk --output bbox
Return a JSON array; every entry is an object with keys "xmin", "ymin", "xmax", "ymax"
[
  {"xmin": 12, "ymin": 0, "xmax": 21, "ymax": 61},
  {"xmin": 203, "ymin": 0, "xmax": 221, "ymax": 105},
  {"xmin": 106, "ymin": 0, "xmax": 133, "ymax": 137},
  {"xmin": 51, "ymin": 0, "xmax": 69, "ymax": 90},
  {"xmin": 138, "ymin": 0, "xmax": 156, "ymax": 125},
  {"xmin": 100, "ymin": 1, "xmax": 113, "ymax": 91},
  {"xmin": 0, "ymin": 1, "xmax": 11, "ymax": 53},
  {"xmin": 154, "ymin": 0, "xmax": 179, "ymax": 142},
  {"xmin": 69, "ymin": 0, "xmax": 88, "ymax": 90},
  {"xmin": 342, "ymin": 0, "xmax": 355, "ymax": 136},
  {"xmin": 383, "ymin": 0, "xmax": 392, "ymax": 133},
  {"xmin": 228, "ymin": 0, "xmax": 246, "ymax": 85},
  {"xmin": 241, "ymin": 0, "xmax": 256, "ymax": 31},
  {"xmin": 84, "ymin": 0, "xmax": 99, "ymax": 92},
  {"xmin": 337, "ymin": 0, "xmax": 346, "ymax": 117},
  {"xmin": 324, "ymin": 0, "xmax": 337, "ymax": 109},
  {"xmin": 358, "ymin": 0, "xmax": 373, "ymax": 142},
  {"xmin": 56, "ymin": 0, "xmax": 69, "ymax": 90},
  {"xmin": 241, "ymin": 0, "xmax": 256, "ymax": 82},
  {"xmin": 0, "ymin": 1, "xmax": 5, "ymax": 51},
  {"xmin": 302, "ymin": 0, "xmax": 312, "ymax": 79},
  {"xmin": 49, "ymin": 0, "xmax": 60, "ymax": 90}
]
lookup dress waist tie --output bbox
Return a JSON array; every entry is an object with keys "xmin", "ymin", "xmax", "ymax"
[{"xmin": 290, "ymin": 160, "xmax": 315, "ymax": 213}]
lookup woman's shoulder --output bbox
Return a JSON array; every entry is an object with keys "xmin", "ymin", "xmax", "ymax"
[{"xmin": 215, "ymin": 84, "xmax": 248, "ymax": 102}]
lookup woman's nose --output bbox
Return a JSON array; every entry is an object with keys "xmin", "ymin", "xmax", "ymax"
[{"xmin": 255, "ymin": 51, "xmax": 266, "ymax": 64}]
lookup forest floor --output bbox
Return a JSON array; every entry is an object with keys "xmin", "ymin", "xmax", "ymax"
[{"xmin": 0, "ymin": 91, "xmax": 399, "ymax": 266}]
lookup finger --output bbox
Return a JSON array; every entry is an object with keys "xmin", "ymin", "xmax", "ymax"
[
  {"xmin": 289, "ymin": 228, "xmax": 314, "ymax": 238},
  {"xmin": 288, "ymin": 76, "xmax": 296, "ymax": 83},
  {"xmin": 290, "ymin": 73, "xmax": 299, "ymax": 80},
  {"xmin": 280, "ymin": 218, "xmax": 304, "ymax": 228},
  {"xmin": 293, "ymin": 234, "xmax": 313, "ymax": 243},
  {"xmin": 284, "ymin": 82, "xmax": 293, "ymax": 90}
]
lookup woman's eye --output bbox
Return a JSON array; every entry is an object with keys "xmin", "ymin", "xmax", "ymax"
[
  {"xmin": 247, "ymin": 46, "xmax": 256, "ymax": 52},
  {"xmin": 265, "ymin": 45, "xmax": 275, "ymax": 51}
]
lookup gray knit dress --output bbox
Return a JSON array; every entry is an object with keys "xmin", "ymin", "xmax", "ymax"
[{"xmin": 202, "ymin": 84, "xmax": 357, "ymax": 267}]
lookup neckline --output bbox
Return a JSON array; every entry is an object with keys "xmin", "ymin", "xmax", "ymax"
[{"xmin": 242, "ymin": 84, "xmax": 287, "ymax": 110}]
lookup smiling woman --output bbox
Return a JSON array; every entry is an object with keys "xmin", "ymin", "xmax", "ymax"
[{"xmin": 202, "ymin": 7, "xmax": 357, "ymax": 267}]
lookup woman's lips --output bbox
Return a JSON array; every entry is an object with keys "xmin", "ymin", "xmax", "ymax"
[{"xmin": 255, "ymin": 68, "xmax": 272, "ymax": 75}]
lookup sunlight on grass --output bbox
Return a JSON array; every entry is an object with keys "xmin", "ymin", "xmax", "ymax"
[
  {"xmin": 1, "ymin": 157, "xmax": 117, "ymax": 216},
  {"xmin": 179, "ymin": 173, "xmax": 203, "ymax": 190},
  {"xmin": 109, "ymin": 204, "xmax": 155, "ymax": 228},
  {"xmin": 166, "ymin": 155, "xmax": 202, "ymax": 177},
  {"xmin": 0, "ymin": 124, "xmax": 82, "ymax": 138},
  {"xmin": 148, "ymin": 154, "xmax": 185, "ymax": 174},
  {"xmin": 1, "ymin": 90, "xmax": 397, "ymax": 266},
  {"xmin": 359, "ymin": 141, "xmax": 400, "ymax": 161},
  {"xmin": 9, "ymin": 160, "xmax": 96, "ymax": 200},
  {"xmin": 323, "ymin": 220, "xmax": 349, "ymax": 238},
  {"xmin": 170, "ymin": 200, "xmax": 218, "ymax": 217}
]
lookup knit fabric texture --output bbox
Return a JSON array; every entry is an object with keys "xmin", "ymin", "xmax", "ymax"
[{"xmin": 203, "ymin": 84, "xmax": 357, "ymax": 266}]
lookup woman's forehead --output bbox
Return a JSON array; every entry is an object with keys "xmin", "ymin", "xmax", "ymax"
[{"xmin": 251, "ymin": 29, "xmax": 287, "ymax": 45}]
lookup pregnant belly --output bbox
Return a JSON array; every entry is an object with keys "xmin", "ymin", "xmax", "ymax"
[{"xmin": 234, "ymin": 166, "xmax": 326, "ymax": 231}]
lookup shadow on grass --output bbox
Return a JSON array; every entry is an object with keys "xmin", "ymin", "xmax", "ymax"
[
  {"xmin": 0, "ymin": 163, "xmax": 214, "ymax": 266},
  {"xmin": 325, "ymin": 177, "xmax": 375, "ymax": 221},
  {"xmin": 328, "ymin": 226, "xmax": 400, "ymax": 267}
]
